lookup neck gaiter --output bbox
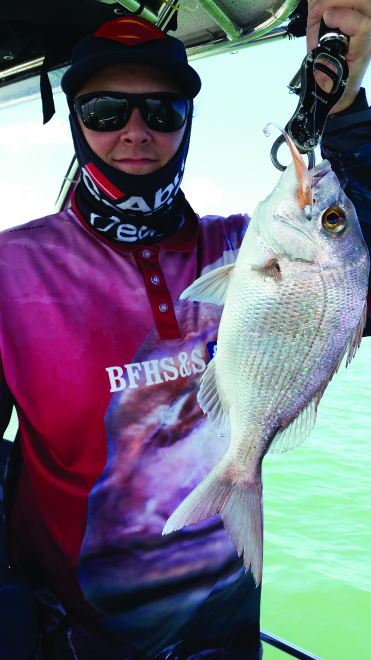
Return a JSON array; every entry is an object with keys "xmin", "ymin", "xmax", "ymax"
[{"xmin": 69, "ymin": 109, "xmax": 191, "ymax": 245}]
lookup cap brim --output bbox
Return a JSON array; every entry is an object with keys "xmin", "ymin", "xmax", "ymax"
[{"xmin": 62, "ymin": 50, "xmax": 201, "ymax": 99}]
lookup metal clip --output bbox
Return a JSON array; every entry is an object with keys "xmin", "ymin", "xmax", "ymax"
[{"xmin": 271, "ymin": 18, "xmax": 349, "ymax": 171}]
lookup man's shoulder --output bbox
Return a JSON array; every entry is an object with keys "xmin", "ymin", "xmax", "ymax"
[
  {"xmin": 199, "ymin": 212, "xmax": 250, "ymax": 235},
  {"xmin": 0, "ymin": 210, "xmax": 77, "ymax": 249},
  {"xmin": 197, "ymin": 212, "xmax": 250, "ymax": 273}
]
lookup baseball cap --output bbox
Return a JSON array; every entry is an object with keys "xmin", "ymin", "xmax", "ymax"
[{"xmin": 61, "ymin": 17, "xmax": 201, "ymax": 99}]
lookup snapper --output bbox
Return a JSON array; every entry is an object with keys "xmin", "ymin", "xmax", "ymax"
[{"xmin": 163, "ymin": 127, "xmax": 370, "ymax": 585}]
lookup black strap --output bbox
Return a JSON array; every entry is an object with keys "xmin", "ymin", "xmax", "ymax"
[
  {"xmin": 131, "ymin": 0, "xmax": 146, "ymax": 16},
  {"xmin": 40, "ymin": 54, "xmax": 55, "ymax": 124}
]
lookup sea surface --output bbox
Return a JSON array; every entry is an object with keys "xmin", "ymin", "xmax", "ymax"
[
  {"xmin": 4, "ymin": 339, "xmax": 370, "ymax": 660},
  {"xmin": 261, "ymin": 338, "xmax": 371, "ymax": 660}
]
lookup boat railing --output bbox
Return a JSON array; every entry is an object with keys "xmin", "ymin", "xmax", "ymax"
[{"xmin": 261, "ymin": 629, "xmax": 325, "ymax": 660}]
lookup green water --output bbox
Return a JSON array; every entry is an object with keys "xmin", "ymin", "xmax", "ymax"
[
  {"xmin": 4, "ymin": 341, "xmax": 370, "ymax": 659},
  {"xmin": 261, "ymin": 338, "xmax": 371, "ymax": 660}
]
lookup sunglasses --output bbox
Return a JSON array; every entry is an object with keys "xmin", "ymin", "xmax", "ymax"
[{"xmin": 73, "ymin": 92, "xmax": 190, "ymax": 133}]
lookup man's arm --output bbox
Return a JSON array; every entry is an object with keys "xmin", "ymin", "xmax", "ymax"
[
  {"xmin": 0, "ymin": 380, "xmax": 14, "ymax": 444},
  {"xmin": 0, "ymin": 376, "xmax": 15, "ymax": 564},
  {"xmin": 320, "ymin": 91, "xmax": 371, "ymax": 335},
  {"xmin": 305, "ymin": 1, "xmax": 371, "ymax": 334}
]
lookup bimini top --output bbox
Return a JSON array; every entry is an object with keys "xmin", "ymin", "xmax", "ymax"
[{"xmin": 0, "ymin": 0, "xmax": 306, "ymax": 112}]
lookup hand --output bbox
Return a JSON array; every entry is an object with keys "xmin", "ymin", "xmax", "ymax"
[{"xmin": 307, "ymin": 0, "xmax": 371, "ymax": 112}]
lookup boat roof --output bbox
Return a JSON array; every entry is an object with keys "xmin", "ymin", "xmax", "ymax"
[{"xmin": 0, "ymin": 0, "xmax": 307, "ymax": 110}]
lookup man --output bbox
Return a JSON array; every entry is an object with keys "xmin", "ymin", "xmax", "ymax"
[
  {"xmin": 1, "ymin": 16, "xmax": 262, "ymax": 660},
  {"xmin": 0, "ymin": 2, "xmax": 370, "ymax": 659}
]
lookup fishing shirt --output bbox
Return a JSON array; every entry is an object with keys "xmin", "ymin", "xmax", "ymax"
[{"xmin": 0, "ymin": 200, "xmax": 262, "ymax": 660}]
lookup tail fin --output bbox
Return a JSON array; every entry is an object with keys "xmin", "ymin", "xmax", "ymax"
[{"xmin": 163, "ymin": 461, "xmax": 262, "ymax": 586}]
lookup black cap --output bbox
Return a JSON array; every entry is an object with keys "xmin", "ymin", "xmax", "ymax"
[{"xmin": 61, "ymin": 17, "xmax": 201, "ymax": 99}]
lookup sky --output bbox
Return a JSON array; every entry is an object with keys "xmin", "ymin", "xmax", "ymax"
[{"xmin": 1, "ymin": 33, "xmax": 371, "ymax": 228}]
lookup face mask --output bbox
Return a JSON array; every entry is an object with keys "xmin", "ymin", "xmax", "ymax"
[{"xmin": 69, "ymin": 107, "xmax": 192, "ymax": 245}]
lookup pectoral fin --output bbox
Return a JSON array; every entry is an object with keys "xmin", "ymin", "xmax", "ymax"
[{"xmin": 180, "ymin": 264, "xmax": 235, "ymax": 306}]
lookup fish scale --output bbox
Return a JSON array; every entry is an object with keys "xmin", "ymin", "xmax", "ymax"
[
  {"xmin": 219, "ymin": 269, "xmax": 324, "ymax": 427},
  {"xmin": 164, "ymin": 156, "xmax": 369, "ymax": 586}
]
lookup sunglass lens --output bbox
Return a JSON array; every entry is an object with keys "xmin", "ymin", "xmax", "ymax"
[
  {"xmin": 144, "ymin": 98, "xmax": 187, "ymax": 131},
  {"xmin": 80, "ymin": 97, "xmax": 129, "ymax": 131}
]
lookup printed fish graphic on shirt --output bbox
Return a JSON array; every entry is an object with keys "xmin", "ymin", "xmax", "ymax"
[{"xmin": 163, "ymin": 125, "xmax": 370, "ymax": 586}]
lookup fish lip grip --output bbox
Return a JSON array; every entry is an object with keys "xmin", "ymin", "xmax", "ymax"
[{"xmin": 271, "ymin": 18, "xmax": 349, "ymax": 172}]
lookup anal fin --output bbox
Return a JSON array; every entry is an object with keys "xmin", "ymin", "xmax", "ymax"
[
  {"xmin": 346, "ymin": 299, "xmax": 368, "ymax": 367},
  {"xmin": 197, "ymin": 357, "xmax": 228, "ymax": 436},
  {"xmin": 269, "ymin": 301, "xmax": 368, "ymax": 455},
  {"xmin": 268, "ymin": 393, "xmax": 320, "ymax": 454}
]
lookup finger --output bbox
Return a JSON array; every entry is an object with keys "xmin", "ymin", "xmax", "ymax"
[
  {"xmin": 323, "ymin": 8, "xmax": 371, "ymax": 61},
  {"xmin": 310, "ymin": 0, "xmax": 371, "ymax": 21},
  {"xmin": 324, "ymin": 7, "xmax": 371, "ymax": 37},
  {"xmin": 307, "ymin": 18, "xmax": 321, "ymax": 52},
  {"xmin": 307, "ymin": 0, "xmax": 371, "ymax": 50},
  {"xmin": 307, "ymin": 6, "xmax": 371, "ymax": 56}
]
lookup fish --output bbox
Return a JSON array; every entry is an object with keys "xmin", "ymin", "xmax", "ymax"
[{"xmin": 163, "ymin": 125, "xmax": 370, "ymax": 586}]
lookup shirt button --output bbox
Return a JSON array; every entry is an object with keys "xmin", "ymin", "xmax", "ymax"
[
  {"xmin": 142, "ymin": 249, "xmax": 152, "ymax": 259},
  {"xmin": 151, "ymin": 275, "xmax": 160, "ymax": 285},
  {"xmin": 159, "ymin": 303, "xmax": 168, "ymax": 313}
]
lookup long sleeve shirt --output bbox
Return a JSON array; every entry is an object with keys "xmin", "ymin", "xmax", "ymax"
[{"xmin": 321, "ymin": 87, "xmax": 371, "ymax": 335}]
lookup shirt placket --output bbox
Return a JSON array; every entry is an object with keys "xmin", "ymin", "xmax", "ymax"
[{"xmin": 136, "ymin": 246, "xmax": 181, "ymax": 340}]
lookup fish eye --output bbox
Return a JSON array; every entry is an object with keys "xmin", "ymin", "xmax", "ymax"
[{"xmin": 322, "ymin": 205, "xmax": 347, "ymax": 235}]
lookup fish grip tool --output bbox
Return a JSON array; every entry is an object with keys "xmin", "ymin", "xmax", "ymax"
[{"xmin": 271, "ymin": 18, "xmax": 349, "ymax": 171}]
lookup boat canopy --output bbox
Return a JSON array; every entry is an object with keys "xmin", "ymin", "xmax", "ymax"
[{"xmin": 0, "ymin": 0, "xmax": 306, "ymax": 110}]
